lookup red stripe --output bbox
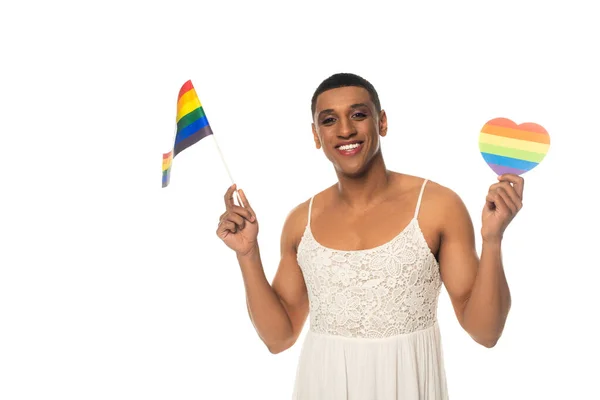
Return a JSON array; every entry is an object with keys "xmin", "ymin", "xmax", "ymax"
[
  {"xmin": 485, "ymin": 117, "xmax": 548, "ymax": 134},
  {"xmin": 163, "ymin": 151, "xmax": 172, "ymax": 159},
  {"xmin": 178, "ymin": 80, "xmax": 194, "ymax": 100},
  {"xmin": 515, "ymin": 122, "xmax": 548, "ymax": 134}
]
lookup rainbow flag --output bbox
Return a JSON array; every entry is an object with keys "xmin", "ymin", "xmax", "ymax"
[
  {"xmin": 162, "ymin": 150, "xmax": 173, "ymax": 187},
  {"xmin": 162, "ymin": 80, "xmax": 214, "ymax": 187}
]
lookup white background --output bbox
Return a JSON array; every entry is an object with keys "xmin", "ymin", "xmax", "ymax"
[{"xmin": 1, "ymin": 1, "xmax": 599, "ymax": 399}]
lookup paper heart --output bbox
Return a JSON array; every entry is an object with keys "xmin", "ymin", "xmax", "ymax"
[{"xmin": 479, "ymin": 118, "xmax": 550, "ymax": 176}]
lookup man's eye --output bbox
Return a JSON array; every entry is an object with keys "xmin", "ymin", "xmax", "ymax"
[
  {"xmin": 322, "ymin": 117, "xmax": 335, "ymax": 124},
  {"xmin": 353, "ymin": 112, "xmax": 367, "ymax": 118}
]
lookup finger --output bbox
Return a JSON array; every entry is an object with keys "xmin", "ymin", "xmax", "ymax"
[
  {"xmin": 495, "ymin": 187, "xmax": 518, "ymax": 214},
  {"xmin": 224, "ymin": 211, "xmax": 246, "ymax": 230},
  {"xmin": 224, "ymin": 184, "xmax": 237, "ymax": 210},
  {"xmin": 238, "ymin": 189, "xmax": 250, "ymax": 208},
  {"xmin": 486, "ymin": 191, "xmax": 509, "ymax": 214},
  {"xmin": 218, "ymin": 220, "xmax": 238, "ymax": 235},
  {"xmin": 230, "ymin": 205, "xmax": 254, "ymax": 222},
  {"xmin": 491, "ymin": 182, "xmax": 523, "ymax": 210},
  {"xmin": 238, "ymin": 189, "xmax": 255, "ymax": 221},
  {"xmin": 219, "ymin": 211, "xmax": 227, "ymax": 222},
  {"xmin": 497, "ymin": 174, "xmax": 524, "ymax": 199}
]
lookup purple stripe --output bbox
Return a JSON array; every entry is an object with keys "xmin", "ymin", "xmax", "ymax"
[
  {"xmin": 488, "ymin": 163, "xmax": 527, "ymax": 176},
  {"xmin": 173, "ymin": 125, "xmax": 213, "ymax": 156}
]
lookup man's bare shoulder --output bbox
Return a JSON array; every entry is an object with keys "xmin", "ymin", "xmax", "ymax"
[
  {"xmin": 390, "ymin": 172, "xmax": 450, "ymax": 196},
  {"xmin": 391, "ymin": 173, "xmax": 465, "ymax": 219},
  {"xmin": 283, "ymin": 199, "xmax": 309, "ymax": 231},
  {"xmin": 415, "ymin": 178, "xmax": 471, "ymax": 228},
  {"xmin": 281, "ymin": 187, "xmax": 331, "ymax": 249},
  {"xmin": 424, "ymin": 179, "xmax": 460, "ymax": 202}
]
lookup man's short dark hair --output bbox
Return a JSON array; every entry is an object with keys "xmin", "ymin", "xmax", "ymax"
[{"xmin": 311, "ymin": 73, "xmax": 381, "ymax": 118}]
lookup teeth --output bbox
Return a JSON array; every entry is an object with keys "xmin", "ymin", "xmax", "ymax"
[{"xmin": 338, "ymin": 143, "xmax": 361, "ymax": 151}]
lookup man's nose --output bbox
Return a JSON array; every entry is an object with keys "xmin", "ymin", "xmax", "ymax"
[{"xmin": 338, "ymin": 118, "xmax": 356, "ymax": 138}]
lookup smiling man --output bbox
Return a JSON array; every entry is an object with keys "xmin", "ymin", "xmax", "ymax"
[{"xmin": 216, "ymin": 73, "xmax": 524, "ymax": 399}]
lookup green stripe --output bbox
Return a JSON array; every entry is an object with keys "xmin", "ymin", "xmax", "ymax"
[
  {"xmin": 479, "ymin": 143, "xmax": 546, "ymax": 163},
  {"xmin": 177, "ymin": 107, "xmax": 205, "ymax": 131}
]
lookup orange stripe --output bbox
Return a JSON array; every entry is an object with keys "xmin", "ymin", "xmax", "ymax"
[{"xmin": 482, "ymin": 124, "xmax": 550, "ymax": 144}]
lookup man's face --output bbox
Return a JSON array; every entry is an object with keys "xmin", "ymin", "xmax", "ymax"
[{"xmin": 312, "ymin": 86, "xmax": 387, "ymax": 177}]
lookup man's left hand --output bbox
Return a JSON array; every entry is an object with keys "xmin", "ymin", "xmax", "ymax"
[{"xmin": 481, "ymin": 174, "xmax": 525, "ymax": 243}]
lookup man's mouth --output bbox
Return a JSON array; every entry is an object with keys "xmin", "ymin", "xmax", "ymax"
[{"xmin": 335, "ymin": 141, "xmax": 363, "ymax": 156}]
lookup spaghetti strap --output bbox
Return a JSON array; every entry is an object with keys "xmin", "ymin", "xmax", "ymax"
[
  {"xmin": 307, "ymin": 196, "xmax": 315, "ymax": 230},
  {"xmin": 414, "ymin": 179, "xmax": 428, "ymax": 219}
]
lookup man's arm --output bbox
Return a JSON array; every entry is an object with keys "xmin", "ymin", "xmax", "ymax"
[
  {"xmin": 437, "ymin": 188, "xmax": 511, "ymax": 348},
  {"xmin": 238, "ymin": 203, "xmax": 309, "ymax": 354}
]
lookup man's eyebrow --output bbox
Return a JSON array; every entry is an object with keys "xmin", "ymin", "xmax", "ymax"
[
  {"xmin": 317, "ymin": 109, "xmax": 335, "ymax": 119},
  {"xmin": 317, "ymin": 103, "xmax": 370, "ymax": 119}
]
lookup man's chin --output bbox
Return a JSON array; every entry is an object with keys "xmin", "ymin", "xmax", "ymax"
[{"xmin": 335, "ymin": 165, "xmax": 369, "ymax": 179}]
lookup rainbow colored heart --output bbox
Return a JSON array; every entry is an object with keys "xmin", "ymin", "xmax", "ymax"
[{"xmin": 479, "ymin": 118, "xmax": 550, "ymax": 176}]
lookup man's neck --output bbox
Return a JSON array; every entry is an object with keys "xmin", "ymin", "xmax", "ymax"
[{"xmin": 334, "ymin": 154, "xmax": 394, "ymax": 210}]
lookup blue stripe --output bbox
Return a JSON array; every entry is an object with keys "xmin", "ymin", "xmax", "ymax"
[
  {"xmin": 162, "ymin": 168, "xmax": 171, "ymax": 188},
  {"xmin": 481, "ymin": 153, "xmax": 538, "ymax": 171},
  {"xmin": 175, "ymin": 115, "xmax": 209, "ymax": 144}
]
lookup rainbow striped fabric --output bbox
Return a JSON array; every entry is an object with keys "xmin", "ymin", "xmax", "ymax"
[
  {"xmin": 479, "ymin": 118, "xmax": 550, "ymax": 176},
  {"xmin": 162, "ymin": 151, "xmax": 173, "ymax": 187},
  {"xmin": 162, "ymin": 80, "xmax": 214, "ymax": 187}
]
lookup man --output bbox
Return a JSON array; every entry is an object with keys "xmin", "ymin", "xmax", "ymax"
[{"xmin": 216, "ymin": 73, "xmax": 523, "ymax": 399}]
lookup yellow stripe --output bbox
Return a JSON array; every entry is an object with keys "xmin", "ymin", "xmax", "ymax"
[
  {"xmin": 479, "ymin": 133, "xmax": 550, "ymax": 154},
  {"xmin": 162, "ymin": 157, "xmax": 172, "ymax": 171},
  {"xmin": 177, "ymin": 89, "xmax": 202, "ymax": 122}
]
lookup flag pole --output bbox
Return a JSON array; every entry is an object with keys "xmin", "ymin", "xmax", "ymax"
[
  {"xmin": 162, "ymin": 108, "xmax": 180, "ymax": 188},
  {"xmin": 211, "ymin": 134, "xmax": 242, "ymax": 206}
]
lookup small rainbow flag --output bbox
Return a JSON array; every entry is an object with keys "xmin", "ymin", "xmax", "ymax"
[
  {"xmin": 162, "ymin": 80, "xmax": 214, "ymax": 188},
  {"xmin": 162, "ymin": 150, "xmax": 173, "ymax": 187}
]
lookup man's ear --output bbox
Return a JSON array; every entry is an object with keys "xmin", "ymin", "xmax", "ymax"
[
  {"xmin": 379, "ymin": 110, "xmax": 388, "ymax": 137},
  {"xmin": 312, "ymin": 123, "xmax": 321, "ymax": 149}
]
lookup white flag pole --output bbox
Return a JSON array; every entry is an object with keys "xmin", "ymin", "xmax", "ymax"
[{"xmin": 211, "ymin": 134, "xmax": 242, "ymax": 206}]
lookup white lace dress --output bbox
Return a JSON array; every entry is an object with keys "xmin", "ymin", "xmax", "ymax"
[{"xmin": 293, "ymin": 179, "xmax": 448, "ymax": 399}]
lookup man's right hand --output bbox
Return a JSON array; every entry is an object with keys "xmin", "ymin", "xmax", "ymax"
[{"xmin": 216, "ymin": 184, "xmax": 259, "ymax": 257}]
